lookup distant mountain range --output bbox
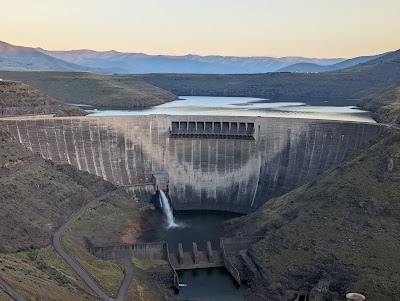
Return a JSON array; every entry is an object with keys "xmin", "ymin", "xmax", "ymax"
[
  {"xmin": 275, "ymin": 53, "xmax": 385, "ymax": 72},
  {"xmin": 0, "ymin": 41, "xmax": 95, "ymax": 72},
  {"xmin": 0, "ymin": 40, "xmax": 390, "ymax": 74}
]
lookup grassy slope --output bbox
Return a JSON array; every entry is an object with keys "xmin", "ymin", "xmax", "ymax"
[
  {"xmin": 0, "ymin": 127, "xmax": 169, "ymax": 300},
  {"xmin": 0, "ymin": 128, "xmax": 118, "ymax": 298},
  {"xmin": 62, "ymin": 194, "xmax": 139, "ymax": 297},
  {"xmin": 0, "ymin": 80, "xmax": 86, "ymax": 116},
  {"xmin": 359, "ymin": 81, "xmax": 400, "ymax": 124},
  {"xmin": 125, "ymin": 258, "xmax": 174, "ymax": 301},
  {"xmin": 0, "ymin": 160, "xmax": 115, "ymax": 253},
  {"xmin": 61, "ymin": 193, "xmax": 164, "ymax": 297},
  {"xmin": 228, "ymin": 131, "xmax": 400, "ymax": 300},
  {"xmin": 134, "ymin": 50, "xmax": 400, "ymax": 103},
  {"xmin": 0, "ymin": 247, "xmax": 99, "ymax": 301},
  {"xmin": 0, "ymin": 130, "xmax": 34, "ymax": 173},
  {"xmin": 0, "ymin": 289, "xmax": 12, "ymax": 301},
  {"xmin": 0, "ymin": 72, "xmax": 177, "ymax": 108}
]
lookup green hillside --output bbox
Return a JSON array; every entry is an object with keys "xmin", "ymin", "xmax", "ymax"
[
  {"xmin": 0, "ymin": 71, "xmax": 178, "ymax": 108},
  {"xmin": 0, "ymin": 80, "xmax": 86, "ymax": 116},
  {"xmin": 0, "ymin": 129, "xmax": 170, "ymax": 301},
  {"xmin": 359, "ymin": 81, "xmax": 400, "ymax": 124},
  {"xmin": 226, "ymin": 130, "xmax": 400, "ymax": 300},
  {"xmin": 134, "ymin": 50, "xmax": 400, "ymax": 105},
  {"xmin": 0, "ymin": 129, "xmax": 115, "ymax": 253}
]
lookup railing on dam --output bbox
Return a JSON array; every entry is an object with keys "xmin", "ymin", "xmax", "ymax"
[
  {"xmin": 170, "ymin": 121, "xmax": 255, "ymax": 140},
  {"xmin": 86, "ymin": 240, "xmax": 181, "ymax": 290},
  {"xmin": 220, "ymin": 236, "xmax": 265, "ymax": 285},
  {"xmin": 86, "ymin": 236, "xmax": 265, "ymax": 289},
  {"xmin": 86, "ymin": 240, "xmax": 168, "ymax": 260}
]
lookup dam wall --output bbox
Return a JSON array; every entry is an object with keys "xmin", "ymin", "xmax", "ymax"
[{"xmin": 0, "ymin": 115, "xmax": 385, "ymax": 213}]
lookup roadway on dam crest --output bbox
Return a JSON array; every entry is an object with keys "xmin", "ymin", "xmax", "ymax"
[{"xmin": 52, "ymin": 187, "xmax": 133, "ymax": 301}]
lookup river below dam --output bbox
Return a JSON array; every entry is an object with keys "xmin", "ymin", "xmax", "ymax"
[
  {"xmin": 82, "ymin": 95, "xmax": 375, "ymax": 123},
  {"xmin": 141, "ymin": 209, "xmax": 246, "ymax": 301}
]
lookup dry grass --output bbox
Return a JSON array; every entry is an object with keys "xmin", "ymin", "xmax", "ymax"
[
  {"xmin": 231, "ymin": 131, "xmax": 400, "ymax": 300},
  {"xmin": 359, "ymin": 81, "xmax": 400, "ymax": 124},
  {"xmin": 0, "ymin": 246, "xmax": 98, "ymax": 301},
  {"xmin": 0, "ymin": 80, "xmax": 86, "ymax": 116},
  {"xmin": 0, "ymin": 72, "xmax": 177, "ymax": 108},
  {"xmin": 125, "ymin": 258, "xmax": 174, "ymax": 301},
  {"xmin": 60, "ymin": 194, "xmax": 147, "ymax": 297}
]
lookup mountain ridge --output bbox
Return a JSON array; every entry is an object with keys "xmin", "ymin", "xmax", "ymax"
[
  {"xmin": 276, "ymin": 53, "xmax": 386, "ymax": 72},
  {"xmin": 1, "ymin": 40, "xmax": 393, "ymax": 74},
  {"xmin": 0, "ymin": 41, "xmax": 97, "ymax": 72},
  {"xmin": 37, "ymin": 48, "xmax": 346, "ymax": 74}
]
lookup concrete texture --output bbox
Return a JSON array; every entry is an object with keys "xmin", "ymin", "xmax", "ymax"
[
  {"xmin": 88, "ymin": 242, "xmax": 168, "ymax": 261},
  {"xmin": 0, "ymin": 115, "xmax": 385, "ymax": 213},
  {"xmin": 124, "ymin": 184, "xmax": 155, "ymax": 203}
]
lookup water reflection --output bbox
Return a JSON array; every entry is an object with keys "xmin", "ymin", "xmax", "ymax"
[{"xmin": 84, "ymin": 96, "xmax": 375, "ymax": 123}]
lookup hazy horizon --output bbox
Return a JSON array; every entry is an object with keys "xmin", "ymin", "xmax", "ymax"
[
  {"xmin": 1, "ymin": 0, "xmax": 399, "ymax": 58},
  {"xmin": 2, "ymin": 39, "xmax": 396, "ymax": 60}
]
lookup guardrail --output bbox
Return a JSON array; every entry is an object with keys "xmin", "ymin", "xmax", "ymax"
[
  {"xmin": 220, "ymin": 238, "xmax": 241, "ymax": 285},
  {"xmin": 87, "ymin": 240, "xmax": 180, "ymax": 290}
]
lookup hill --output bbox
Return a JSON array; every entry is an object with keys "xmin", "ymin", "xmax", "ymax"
[
  {"xmin": 0, "ymin": 129, "xmax": 116, "ymax": 253},
  {"xmin": 358, "ymin": 82, "xmax": 400, "ymax": 124},
  {"xmin": 0, "ymin": 128, "xmax": 116, "ymax": 300},
  {"xmin": 0, "ymin": 80, "xmax": 86, "ymax": 116},
  {"xmin": 224, "ymin": 129, "xmax": 400, "ymax": 301},
  {"xmin": 133, "ymin": 49, "xmax": 400, "ymax": 104},
  {"xmin": 0, "ymin": 41, "xmax": 97, "ymax": 72},
  {"xmin": 276, "ymin": 53, "xmax": 383, "ymax": 73},
  {"xmin": 0, "ymin": 129, "xmax": 171, "ymax": 301},
  {"xmin": 0, "ymin": 72, "xmax": 178, "ymax": 108}
]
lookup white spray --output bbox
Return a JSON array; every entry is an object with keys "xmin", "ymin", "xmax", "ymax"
[{"xmin": 159, "ymin": 190, "xmax": 178, "ymax": 228}]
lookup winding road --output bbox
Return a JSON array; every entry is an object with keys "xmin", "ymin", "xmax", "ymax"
[
  {"xmin": 0, "ymin": 153, "xmax": 44, "ymax": 183},
  {"xmin": 0, "ymin": 278, "xmax": 28, "ymax": 301},
  {"xmin": 52, "ymin": 187, "xmax": 134, "ymax": 301}
]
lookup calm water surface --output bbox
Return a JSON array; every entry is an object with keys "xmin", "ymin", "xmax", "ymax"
[
  {"xmin": 85, "ymin": 96, "xmax": 375, "ymax": 123},
  {"xmin": 143, "ymin": 210, "xmax": 246, "ymax": 301}
]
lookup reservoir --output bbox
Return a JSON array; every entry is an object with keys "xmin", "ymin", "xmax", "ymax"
[{"xmin": 84, "ymin": 96, "xmax": 375, "ymax": 123}]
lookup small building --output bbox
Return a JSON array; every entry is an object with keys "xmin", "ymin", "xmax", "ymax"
[{"xmin": 152, "ymin": 172, "xmax": 169, "ymax": 191}]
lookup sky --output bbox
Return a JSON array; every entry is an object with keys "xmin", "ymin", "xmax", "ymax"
[{"xmin": 1, "ymin": 0, "xmax": 400, "ymax": 58}]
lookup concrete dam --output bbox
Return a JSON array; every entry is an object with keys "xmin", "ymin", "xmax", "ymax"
[{"xmin": 0, "ymin": 115, "xmax": 385, "ymax": 213}]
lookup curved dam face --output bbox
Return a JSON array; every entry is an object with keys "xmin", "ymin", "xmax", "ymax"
[{"xmin": 0, "ymin": 115, "xmax": 384, "ymax": 213}]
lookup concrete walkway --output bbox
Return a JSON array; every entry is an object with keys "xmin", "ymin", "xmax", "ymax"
[
  {"xmin": 114, "ymin": 258, "xmax": 134, "ymax": 301},
  {"xmin": 0, "ymin": 278, "xmax": 28, "ymax": 301},
  {"xmin": 52, "ymin": 187, "xmax": 133, "ymax": 301}
]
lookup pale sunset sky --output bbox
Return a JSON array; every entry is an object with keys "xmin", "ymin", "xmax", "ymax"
[{"xmin": 1, "ymin": 0, "xmax": 399, "ymax": 58}]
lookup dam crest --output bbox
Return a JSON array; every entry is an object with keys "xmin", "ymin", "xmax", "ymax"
[{"xmin": 0, "ymin": 115, "xmax": 385, "ymax": 213}]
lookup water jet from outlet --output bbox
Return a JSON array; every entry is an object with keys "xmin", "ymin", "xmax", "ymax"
[{"xmin": 159, "ymin": 190, "xmax": 179, "ymax": 229}]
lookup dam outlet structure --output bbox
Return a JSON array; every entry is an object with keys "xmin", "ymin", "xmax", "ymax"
[{"xmin": 0, "ymin": 115, "xmax": 386, "ymax": 213}]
